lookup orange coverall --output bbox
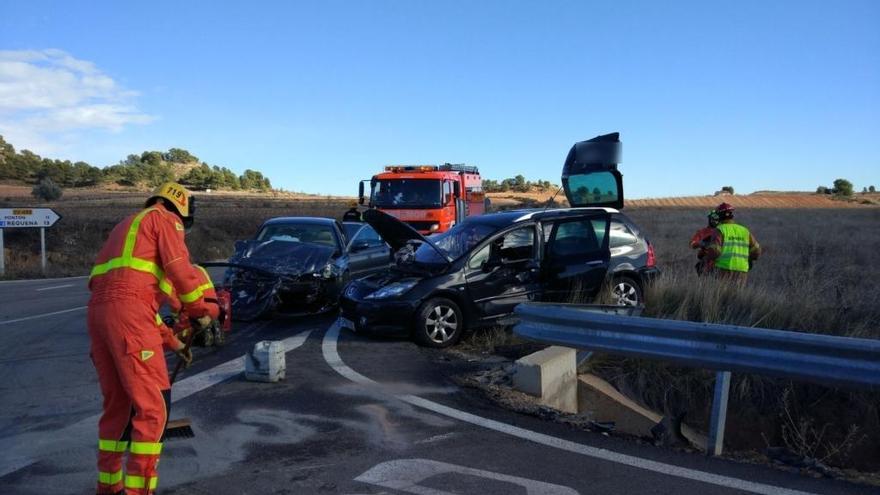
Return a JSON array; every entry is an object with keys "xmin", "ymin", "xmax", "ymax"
[
  {"xmin": 689, "ymin": 226, "xmax": 722, "ymax": 274},
  {"xmin": 88, "ymin": 203, "xmax": 210, "ymax": 494}
]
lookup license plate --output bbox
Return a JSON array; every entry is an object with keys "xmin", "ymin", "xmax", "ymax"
[{"xmin": 337, "ymin": 316, "xmax": 355, "ymax": 331}]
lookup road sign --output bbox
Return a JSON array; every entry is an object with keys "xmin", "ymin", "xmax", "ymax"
[
  {"xmin": 0, "ymin": 208, "xmax": 61, "ymax": 228},
  {"xmin": 0, "ymin": 208, "xmax": 62, "ymax": 275}
]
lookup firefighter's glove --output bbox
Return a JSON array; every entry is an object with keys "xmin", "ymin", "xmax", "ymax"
[{"xmin": 174, "ymin": 340, "xmax": 193, "ymax": 368}]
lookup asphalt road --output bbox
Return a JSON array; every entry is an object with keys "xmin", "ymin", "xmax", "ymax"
[{"xmin": 1, "ymin": 276, "xmax": 876, "ymax": 494}]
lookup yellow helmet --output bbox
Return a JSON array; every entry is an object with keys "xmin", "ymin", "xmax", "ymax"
[{"xmin": 146, "ymin": 182, "xmax": 195, "ymax": 226}]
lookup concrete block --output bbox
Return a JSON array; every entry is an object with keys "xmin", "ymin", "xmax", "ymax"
[{"xmin": 513, "ymin": 346, "xmax": 577, "ymax": 414}]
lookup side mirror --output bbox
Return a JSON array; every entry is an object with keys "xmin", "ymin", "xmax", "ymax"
[
  {"xmin": 453, "ymin": 181, "xmax": 461, "ymax": 198},
  {"xmin": 234, "ymin": 240, "xmax": 247, "ymax": 253},
  {"xmin": 358, "ymin": 181, "xmax": 365, "ymax": 205}
]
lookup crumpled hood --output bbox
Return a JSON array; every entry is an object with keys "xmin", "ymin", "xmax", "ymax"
[
  {"xmin": 229, "ymin": 239, "xmax": 336, "ymax": 275},
  {"xmin": 364, "ymin": 209, "xmax": 451, "ymax": 263}
]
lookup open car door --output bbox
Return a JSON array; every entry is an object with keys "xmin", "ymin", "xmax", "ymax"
[{"xmin": 562, "ymin": 132, "xmax": 624, "ymax": 210}]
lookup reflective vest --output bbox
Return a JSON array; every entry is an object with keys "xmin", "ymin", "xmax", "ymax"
[
  {"xmin": 716, "ymin": 223, "xmax": 751, "ymax": 272},
  {"xmin": 158, "ymin": 264, "xmax": 212, "ymax": 304},
  {"xmin": 90, "ymin": 208, "xmax": 165, "ymax": 282}
]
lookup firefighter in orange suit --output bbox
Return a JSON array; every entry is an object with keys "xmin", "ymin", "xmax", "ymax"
[{"xmin": 88, "ymin": 182, "xmax": 215, "ymax": 494}]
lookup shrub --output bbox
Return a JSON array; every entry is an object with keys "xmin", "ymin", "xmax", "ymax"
[
  {"xmin": 31, "ymin": 177, "xmax": 63, "ymax": 201},
  {"xmin": 832, "ymin": 178, "xmax": 853, "ymax": 197},
  {"xmin": 721, "ymin": 185, "xmax": 735, "ymax": 194},
  {"xmin": 816, "ymin": 186, "xmax": 829, "ymax": 194}
]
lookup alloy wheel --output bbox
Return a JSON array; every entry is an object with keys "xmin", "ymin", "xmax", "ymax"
[
  {"xmin": 425, "ymin": 305, "xmax": 459, "ymax": 344},
  {"xmin": 613, "ymin": 281, "xmax": 640, "ymax": 306}
]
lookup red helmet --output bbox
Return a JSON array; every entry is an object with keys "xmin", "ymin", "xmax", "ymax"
[{"xmin": 715, "ymin": 202, "xmax": 735, "ymax": 219}]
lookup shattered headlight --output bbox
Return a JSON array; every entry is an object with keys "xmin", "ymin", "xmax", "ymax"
[
  {"xmin": 364, "ymin": 280, "xmax": 418, "ymax": 300},
  {"xmin": 316, "ymin": 263, "xmax": 341, "ymax": 280}
]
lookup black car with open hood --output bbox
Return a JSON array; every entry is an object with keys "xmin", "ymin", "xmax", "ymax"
[{"xmin": 340, "ymin": 204, "xmax": 658, "ymax": 348}]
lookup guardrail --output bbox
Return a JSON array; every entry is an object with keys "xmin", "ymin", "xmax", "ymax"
[{"xmin": 513, "ymin": 303, "xmax": 880, "ymax": 455}]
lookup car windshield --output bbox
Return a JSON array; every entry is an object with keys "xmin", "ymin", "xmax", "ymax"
[
  {"xmin": 413, "ymin": 222, "xmax": 498, "ymax": 264},
  {"xmin": 372, "ymin": 179, "xmax": 442, "ymax": 208},
  {"xmin": 256, "ymin": 223, "xmax": 338, "ymax": 248}
]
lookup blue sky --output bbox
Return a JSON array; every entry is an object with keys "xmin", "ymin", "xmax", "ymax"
[{"xmin": 1, "ymin": 0, "xmax": 878, "ymax": 197}]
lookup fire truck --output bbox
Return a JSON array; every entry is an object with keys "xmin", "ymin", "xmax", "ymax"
[{"xmin": 358, "ymin": 164, "xmax": 485, "ymax": 234}]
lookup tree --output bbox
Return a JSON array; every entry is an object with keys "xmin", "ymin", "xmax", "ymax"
[
  {"xmin": 140, "ymin": 151, "xmax": 163, "ymax": 166},
  {"xmin": 32, "ymin": 177, "xmax": 63, "ymax": 201},
  {"xmin": 832, "ymin": 178, "xmax": 853, "ymax": 197},
  {"xmin": 870, "ymin": 185, "xmax": 876, "ymax": 193},
  {"xmin": 721, "ymin": 186, "xmax": 735, "ymax": 194},
  {"xmin": 816, "ymin": 186, "xmax": 829, "ymax": 194},
  {"xmin": 164, "ymin": 148, "xmax": 198, "ymax": 163},
  {"xmin": 240, "ymin": 169, "xmax": 270, "ymax": 191},
  {"xmin": 863, "ymin": 187, "xmax": 869, "ymax": 193}
]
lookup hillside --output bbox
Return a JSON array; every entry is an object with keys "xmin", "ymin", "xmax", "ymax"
[{"xmin": 0, "ymin": 135, "xmax": 274, "ymax": 192}]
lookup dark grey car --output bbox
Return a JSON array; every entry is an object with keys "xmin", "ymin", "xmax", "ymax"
[{"xmin": 224, "ymin": 217, "xmax": 391, "ymax": 319}]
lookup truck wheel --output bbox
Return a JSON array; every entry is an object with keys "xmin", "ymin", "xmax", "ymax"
[{"xmin": 413, "ymin": 298, "xmax": 464, "ymax": 348}]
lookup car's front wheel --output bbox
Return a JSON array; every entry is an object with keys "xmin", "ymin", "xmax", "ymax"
[
  {"xmin": 413, "ymin": 297, "xmax": 464, "ymax": 348},
  {"xmin": 612, "ymin": 276, "xmax": 644, "ymax": 307}
]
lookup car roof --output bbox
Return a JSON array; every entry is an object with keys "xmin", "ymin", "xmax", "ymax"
[
  {"xmin": 262, "ymin": 216, "xmax": 338, "ymax": 226},
  {"xmin": 461, "ymin": 207, "xmax": 620, "ymax": 228}
]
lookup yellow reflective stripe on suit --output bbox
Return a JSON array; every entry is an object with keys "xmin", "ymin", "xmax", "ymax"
[
  {"xmin": 129, "ymin": 441, "xmax": 163, "ymax": 455},
  {"xmin": 98, "ymin": 470, "xmax": 123, "ymax": 484},
  {"xmin": 125, "ymin": 475, "xmax": 159, "ymax": 490},
  {"xmin": 98, "ymin": 439, "xmax": 129, "ymax": 452},
  {"xmin": 89, "ymin": 208, "xmax": 164, "ymax": 281}
]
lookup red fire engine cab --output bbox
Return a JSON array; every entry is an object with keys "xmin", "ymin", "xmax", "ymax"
[{"xmin": 358, "ymin": 164, "xmax": 484, "ymax": 234}]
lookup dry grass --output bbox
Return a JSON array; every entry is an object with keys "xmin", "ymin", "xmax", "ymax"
[{"xmin": 592, "ymin": 207, "xmax": 880, "ymax": 470}]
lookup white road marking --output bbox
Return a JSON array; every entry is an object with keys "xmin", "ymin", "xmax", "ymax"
[
  {"xmin": 356, "ymin": 458, "xmax": 579, "ymax": 494},
  {"xmin": 0, "ymin": 275, "xmax": 88, "ymax": 285},
  {"xmin": 0, "ymin": 306, "xmax": 86, "ymax": 326},
  {"xmin": 0, "ymin": 329, "xmax": 313, "ymax": 478},
  {"xmin": 34, "ymin": 284, "xmax": 75, "ymax": 292},
  {"xmin": 322, "ymin": 323, "xmax": 819, "ymax": 495},
  {"xmin": 414, "ymin": 432, "xmax": 457, "ymax": 445}
]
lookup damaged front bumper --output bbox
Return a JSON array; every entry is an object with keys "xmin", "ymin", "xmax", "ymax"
[{"xmin": 210, "ymin": 262, "xmax": 345, "ymax": 321}]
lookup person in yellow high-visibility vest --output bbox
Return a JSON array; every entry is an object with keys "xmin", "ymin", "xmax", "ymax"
[{"xmin": 709, "ymin": 203, "xmax": 761, "ymax": 284}]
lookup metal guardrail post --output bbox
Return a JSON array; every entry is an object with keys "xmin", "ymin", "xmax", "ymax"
[{"xmin": 707, "ymin": 371, "xmax": 731, "ymax": 456}]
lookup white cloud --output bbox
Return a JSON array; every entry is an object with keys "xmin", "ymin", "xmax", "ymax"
[{"xmin": 0, "ymin": 49, "xmax": 154, "ymax": 153}]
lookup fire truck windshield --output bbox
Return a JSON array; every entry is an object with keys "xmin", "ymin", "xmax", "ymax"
[{"xmin": 372, "ymin": 179, "xmax": 443, "ymax": 208}]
